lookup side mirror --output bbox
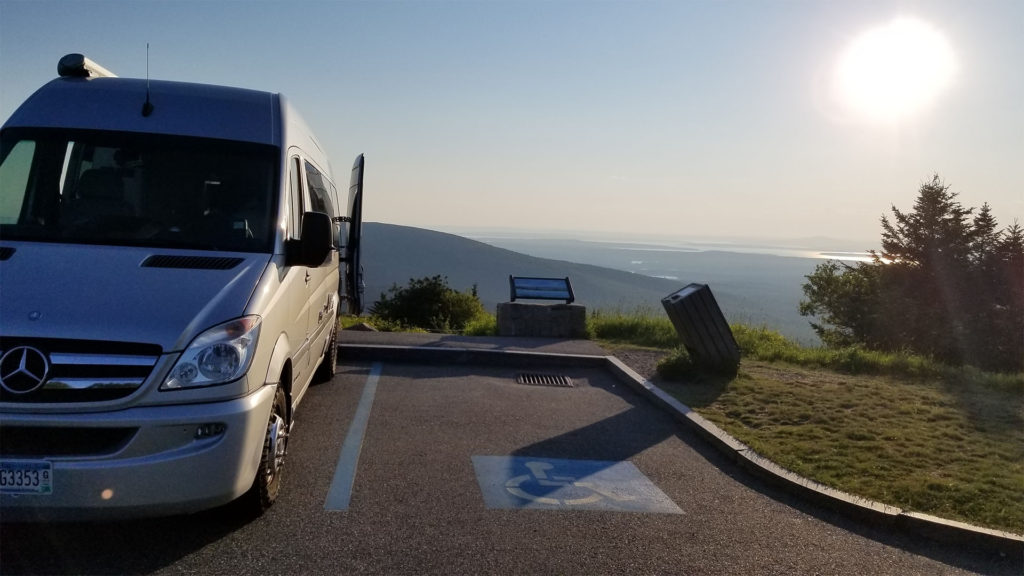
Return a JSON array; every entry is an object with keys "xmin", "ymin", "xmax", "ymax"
[{"xmin": 285, "ymin": 211, "xmax": 333, "ymax": 267}]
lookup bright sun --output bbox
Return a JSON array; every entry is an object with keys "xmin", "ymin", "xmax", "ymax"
[{"xmin": 835, "ymin": 17, "xmax": 956, "ymax": 123}]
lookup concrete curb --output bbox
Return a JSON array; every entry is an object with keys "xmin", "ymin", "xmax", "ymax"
[
  {"xmin": 340, "ymin": 343, "xmax": 607, "ymax": 369},
  {"xmin": 339, "ymin": 342, "xmax": 1024, "ymax": 557}
]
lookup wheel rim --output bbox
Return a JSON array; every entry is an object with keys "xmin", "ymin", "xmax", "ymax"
[{"xmin": 267, "ymin": 410, "xmax": 287, "ymax": 480}]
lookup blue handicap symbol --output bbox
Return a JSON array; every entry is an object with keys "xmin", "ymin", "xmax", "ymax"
[{"xmin": 472, "ymin": 456, "xmax": 682, "ymax": 514}]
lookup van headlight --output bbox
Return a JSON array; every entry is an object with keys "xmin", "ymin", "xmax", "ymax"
[{"xmin": 162, "ymin": 316, "xmax": 261, "ymax": 390}]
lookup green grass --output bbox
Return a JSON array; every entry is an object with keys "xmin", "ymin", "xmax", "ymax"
[
  {"xmin": 730, "ymin": 324, "xmax": 1024, "ymax": 387},
  {"xmin": 660, "ymin": 361, "xmax": 1024, "ymax": 534},
  {"xmin": 640, "ymin": 322, "xmax": 1024, "ymax": 534},
  {"xmin": 339, "ymin": 312, "xmax": 495, "ymax": 335},
  {"xmin": 586, "ymin": 307, "xmax": 679, "ymax": 348},
  {"xmin": 462, "ymin": 312, "xmax": 498, "ymax": 336}
]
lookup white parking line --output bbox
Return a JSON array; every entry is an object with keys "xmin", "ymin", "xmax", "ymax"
[{"xmin": 324, "ymin": 362, "xmax": 382, "ymax": 511}]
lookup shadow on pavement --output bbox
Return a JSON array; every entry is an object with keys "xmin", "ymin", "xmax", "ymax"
[{"xmin": 0, "ymin": 501, "xmax": 250, "ymax": 575}]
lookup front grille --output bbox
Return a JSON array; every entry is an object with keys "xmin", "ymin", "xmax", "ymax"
[
  {"xmin": 0, "ymin": 426, "xmax": 138, "ymax": 457},
  {"xmin": 0, "ymin": 338, "xmax": 161, "ymax": 403}
]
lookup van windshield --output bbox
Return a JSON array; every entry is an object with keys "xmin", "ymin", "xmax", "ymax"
[{"xmin": 0, "ymin": 128, "xmax": 279, "ymax": 253}]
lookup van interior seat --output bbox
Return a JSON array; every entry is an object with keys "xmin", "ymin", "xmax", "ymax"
[
  {"xmin": 194, "ymin": 179, "xmax": 268, "ymax": 247},
  {"xmin": 65, "ymin": 168, "xmax": 133, "ymax": 224}
]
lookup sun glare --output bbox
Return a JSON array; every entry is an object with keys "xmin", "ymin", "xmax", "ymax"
[{"xmin": 835, "ymin": 17, "xmax": 956, "ymax": 123}]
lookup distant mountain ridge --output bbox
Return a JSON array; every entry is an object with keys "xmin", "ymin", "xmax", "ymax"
[
  {"xmin": 362, "ymin": 222, "xmax": 819, "ymax": 343},
  {"xmin": 363, "ymin": 222, "xmax": 683, "ymax": 308}
]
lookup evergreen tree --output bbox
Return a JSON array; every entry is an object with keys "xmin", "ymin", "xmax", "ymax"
[
  {"xmin": 876, "ymin": 175, "xmax": 975, "ymax": 274},
  {"xmin": 970, "ymin": 203, "xmax": 1001, "ymax": 264},
  {"xmin": 873, "ymin": 176, "xmax": 974, "ymax": 361},
  {"xmin": 989, "ymin": 222, "xmax": 1024, "ymax": 368},
  {"xmin": 801, "ymin": 176, "xmax": 1022, "ymax": 372}
]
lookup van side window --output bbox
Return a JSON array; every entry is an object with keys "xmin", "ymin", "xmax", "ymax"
[
  {"xmin": 328, "ymin": 180, "xmax": 343, "ymax": 249},
  {"xmin": 288, "ymin": 156, "xmax": 303, "ymax": 239},
  {"xmin": 304, "ymin": 161, "xmax": 334, "ymax": 219},
  {"xmin": 0, "ymin": 140, "xmax": 36, "ymax": 224}
]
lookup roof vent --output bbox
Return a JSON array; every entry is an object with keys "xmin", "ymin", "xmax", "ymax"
[{"xmin": 57, "ymin": 53, "xmax": 117, "ymax": 78}]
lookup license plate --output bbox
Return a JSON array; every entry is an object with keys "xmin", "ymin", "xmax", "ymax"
[{"xmin": 0, "ymin": 460, "xmax": 53, "ymax": 495}]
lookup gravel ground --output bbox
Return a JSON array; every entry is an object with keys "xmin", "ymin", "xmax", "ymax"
[{"xmin": 606, "ymin": 346, "xmax": 670, "ymax": 381}]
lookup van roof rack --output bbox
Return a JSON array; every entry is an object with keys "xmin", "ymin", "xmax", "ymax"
[{"xmin": 58, "ymin": 53, "xmax": 117, "ymax": 78}]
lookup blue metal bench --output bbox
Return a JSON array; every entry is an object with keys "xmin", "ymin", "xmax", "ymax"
[{"xmin": 509, "ymin": 276, "xmax": 575, "ymax": 304}]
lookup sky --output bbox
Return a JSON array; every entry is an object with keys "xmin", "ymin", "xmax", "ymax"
[{"xmin": 1, "ymin": 0, "xmax": 1021, "ymax": 247}]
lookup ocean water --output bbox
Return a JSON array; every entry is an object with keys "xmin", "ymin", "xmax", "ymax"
[{"xmin": 467, "ymin": 232, "xmax": 874, "ymax": 263}]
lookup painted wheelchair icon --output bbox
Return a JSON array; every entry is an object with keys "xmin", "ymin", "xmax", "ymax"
[
  {"xmin": 472, "ymin": 456, "xmax": 682, "ymax": 513},
  {"xmin": 505, "ymin": 461, "xmax": 636, "ymax": 506}
]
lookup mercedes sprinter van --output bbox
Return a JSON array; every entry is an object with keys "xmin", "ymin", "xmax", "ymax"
[{"xmin": 0, "ymin": 54, "xmax": 364, "ymax": 518}]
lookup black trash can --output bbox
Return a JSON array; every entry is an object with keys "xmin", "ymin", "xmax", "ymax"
[{"xmin": 661, "ymin": 283, "xmax": 740, "ymax": 372}]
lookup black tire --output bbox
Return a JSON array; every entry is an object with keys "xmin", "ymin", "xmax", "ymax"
[
  {"xmin": 235, "ymin": 385, "xmax": 288, "ymax": 518},
  {"xmin": 313, "ymin": 322, "xmax": 338, "ymax": 384}
]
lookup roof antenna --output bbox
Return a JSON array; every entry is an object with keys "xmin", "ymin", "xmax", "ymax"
[{"xmin": 141, "ymin": 43, "xmax": 154, "ymax": 117}]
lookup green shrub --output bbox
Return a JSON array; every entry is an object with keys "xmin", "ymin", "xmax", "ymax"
[{"xmin": 370, "ymin": 275, "xmax": 486, "ymax": 332}]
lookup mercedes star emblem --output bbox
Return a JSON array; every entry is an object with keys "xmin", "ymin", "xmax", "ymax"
[{"xmin": 0, "ymin": 346, "xmax": 50, "ymax": 394}]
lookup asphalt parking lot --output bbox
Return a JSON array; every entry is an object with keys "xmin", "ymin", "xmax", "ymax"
[{"xmin": 1, "ymin": 352, "xmax": 1018, "ymax": 575}]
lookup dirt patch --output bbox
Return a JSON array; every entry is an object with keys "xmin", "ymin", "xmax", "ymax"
[{"xmin": 607, "ymin": 347, "xmax": 670, "ymax": 381}]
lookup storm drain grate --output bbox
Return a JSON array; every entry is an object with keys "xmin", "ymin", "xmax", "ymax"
[{"xmin": 516, "ymin": 373, "xmax": 574, "ymax": 388}]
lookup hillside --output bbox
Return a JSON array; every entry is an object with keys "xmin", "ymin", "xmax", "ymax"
[
  {"xmin": 363, "ymin": 223, "xmax": 681, "ymax": 311},
  {"xmin": 362, "ymin": 223, "xmax": 817, "ymax": 342}
]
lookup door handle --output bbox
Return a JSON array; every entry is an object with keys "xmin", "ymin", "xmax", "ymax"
[{"xmin": 305, "ymin": 271, "xmax": 312, "ymax": 284}]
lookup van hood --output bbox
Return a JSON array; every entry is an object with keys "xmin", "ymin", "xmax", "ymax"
[{"xmin": 0, "ymin": 243, "xmax": 271, "ymax": 352}]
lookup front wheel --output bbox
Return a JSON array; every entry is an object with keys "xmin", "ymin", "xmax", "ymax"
[{"xmin": 235, "ymin": 385, "xmax": 288, "ymax": 517}]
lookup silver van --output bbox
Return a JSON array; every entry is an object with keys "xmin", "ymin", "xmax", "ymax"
[{"xmin": 0, "ymin": 54, "xmax": 364, "ymax": 519}]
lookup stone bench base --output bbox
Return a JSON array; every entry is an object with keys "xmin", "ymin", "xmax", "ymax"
[{"xmin": 496, "ymin": 302, "xmax": 587, "ymax": 338}]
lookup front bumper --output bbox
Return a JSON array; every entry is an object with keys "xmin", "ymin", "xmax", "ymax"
[{"xmin": 0, "ymin": 385, "xmax": 276, "ymax": 521}]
